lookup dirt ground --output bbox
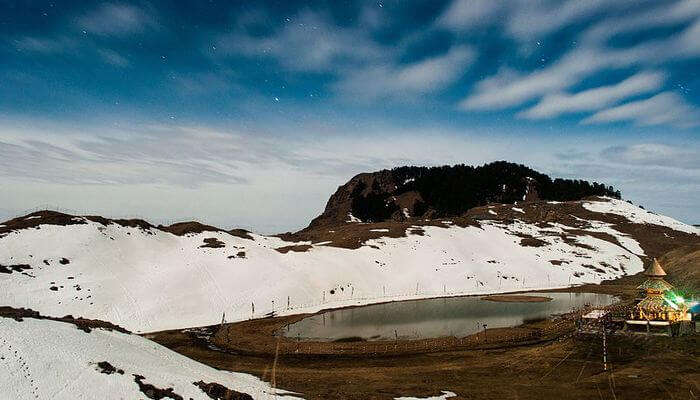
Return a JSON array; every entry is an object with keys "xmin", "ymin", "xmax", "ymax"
[
  {"xmin": 148, "ymin": 284, "xmax": 699, "ymax": 399},
  {"xmin": 481, "ymin": 295, "xmax": 552, "ymax": 302},
  {"xmin": 151, "ymin": 327, "xmax": 698, "ymax": 400}
]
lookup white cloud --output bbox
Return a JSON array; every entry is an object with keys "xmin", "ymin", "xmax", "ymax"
[
  {"xmin": 505, "ymin": 0, "xmax": 611, "ymax": 40},
  {"xmin": 519, "ymin": 71, "xmax": 665, "ymax": 119},
  {"xmin": 460, "ymin": 14, "xmax": 700, "ymax": 114},
  {"xmin": 436, "ymin": 0, "xmax": 502, "ymax": 31},
  {"xmin": 437, "ymin": 0, "xmax": 634, "ymax": 40},
  {"xmin": 334, "ymin": 45, "xmax": 475, "ymax": 101},
  {"xmin": 97, "ymin": 48, "xmax": 129, "ymax": 67},
  {"xmin": 78, "ymin": 3, "xmax": 158, "ymax": 36},
  {"xmin": 601, "ymin": 143, "xmax": 700, "ymax": 170},
  {"xmin": 215, "ymin": 10, "xmax": 388, "ymax": 73},
  {"xmin": 460, "ymin": 46, "xmax": 607, "ymax": 110},
  {"xmin": 581, "ymin": 0, "xmax": 700, "ymax": 45},
  {"xmin": 582, "ymin": 92, "xmax": 700, "ymax": 127},
  {"xmin": 13, "ymin": 36, "xmax": 77, "ymax": 54}
]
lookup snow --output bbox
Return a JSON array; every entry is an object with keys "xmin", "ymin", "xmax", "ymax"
[
  {"xmin": 583, "ymin": 309, "xmax": 608, "ymax": 319},
  {"xmin": 395, "ymin": 391, "xmax": 457, "ymax": 400},
  {"xmin": 347, "ymin": 213, "xmax": 361, "ymax": 223},
  {"xmin": 370, "ymin": 229, "xmax": 390, "ymax": 233},
  {"xmin": 0, "ymin": 317, "xmax": 299, "ymax": 400},
  {"xmin": 488, "ymin": 210, "xmax": 497, "ymax": 215},
  {"xmin": 512, "ymin": 207, "xmax": 525, "ymax": 213},
  {"xmin": 24, "ymin": 216, "xmax": 42, "ymax": 220},
  {"xmin": 403, "ymin": 177, "xmax": 415, "ymax": 185},
  {"xmin": 583, "ymin": 198, "xmax": 698, "ymax": 235},
  {"xmin": 0, "ymin": 208, "xmax": 648, "ymax": 333},
  {"xmin": 403, "ymin": 208, "xmax": 410, "ymax": 218}
]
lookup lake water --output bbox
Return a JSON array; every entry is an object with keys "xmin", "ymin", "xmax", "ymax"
[{"xmin": 284, "ymin": 292, "xmax": 617, "ymax": 341}]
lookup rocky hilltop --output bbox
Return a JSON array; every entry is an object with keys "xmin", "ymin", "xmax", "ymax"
[{"xmin": 306, "ymin": 161, "xmax": 620, "ymax": 229}]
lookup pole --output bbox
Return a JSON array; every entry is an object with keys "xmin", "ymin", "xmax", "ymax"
[{"xmin": 602, "ymin": 322, "xmax": 608, "ymax": 371}]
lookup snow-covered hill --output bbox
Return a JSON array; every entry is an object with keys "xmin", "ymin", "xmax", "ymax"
[
  {"xmin": 0, "ymin": 197, "xmax": 697, "ymax": 333},
  {"xmin": 0, "ymin": 315, "xmax": 298, "ymax": 400}
]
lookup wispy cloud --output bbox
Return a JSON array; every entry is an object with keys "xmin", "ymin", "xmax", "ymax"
[
  {"xmin": 582, "ymin": 91, "xmax": 700, "ymax": 127},
  {"xmin": 437, "ymin": 0, "xmax": 631, "ymax": 40},
  {"xmin": 13, "ymin": 36, "xmax": 78, "ymax": 54},
  {"xmin": 436, "ymin": 0, "xmax": 502, "ymax": 31},
  {"xmin": 77, "ymin": 3, "xmax": 158, "ymax": 37},
  {"xmin": 214, "ymin": 10, "xmax": 388, "ymax": 73},
  {"xmin": 333, "ymin": 45, "xmax": 475, "ymax": 101},
  {"xmin": 519, "ymin": 71, "xmax": 665, "ymax": 119},
  {"xmin": 601, "ymin": 143, "xmax": 700, "ymax": 170},
  {"xmin": 97, "ymin": 48, "xmax": 129, "ymax": 67},
  {"xmin": 454, "ymin": 0, "xmax": 700, "ymax": 128}
]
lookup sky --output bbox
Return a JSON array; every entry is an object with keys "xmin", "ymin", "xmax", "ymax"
[{"xmin": 1, "ymin": 0, "xmax": 699, "ymax": 233}]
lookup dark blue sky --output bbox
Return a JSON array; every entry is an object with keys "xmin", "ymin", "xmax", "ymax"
[{"xmin": 1, "ymin": 0, "xmax": 699, "ymax": 231}]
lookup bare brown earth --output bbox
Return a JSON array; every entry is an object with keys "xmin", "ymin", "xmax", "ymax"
[
  {"xmin": 481, "ymin": 295, "xmax": 552, "ymax": 303},
  {"xmin": 0, "ymin": 306, "xmax": 130, "ymax": 334},
  {"xmin": 149, "ymin": 301, "xmax": 698, "ymax": 400},
  {"xmin": 278, "ymin": 197, "xmax": 699, "ymax": 257},
  {"xmin": 148, "ymin": 267, "xmax": 698, "ymax": 400}
]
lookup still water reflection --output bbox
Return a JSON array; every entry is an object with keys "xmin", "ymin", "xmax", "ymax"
[{"xmin": 284, "ymin": 292, "xmax": 617, "ymax": 341}]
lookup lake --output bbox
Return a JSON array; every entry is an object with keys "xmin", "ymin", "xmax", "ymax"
[{"xmin": 284, "ymin": 292, "xmax": 617, "ymax": 341}]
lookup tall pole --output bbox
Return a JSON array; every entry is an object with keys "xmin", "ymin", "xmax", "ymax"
[{"xmin": 602, "ymin": 321, "xmax": 608, "ymax": 371}]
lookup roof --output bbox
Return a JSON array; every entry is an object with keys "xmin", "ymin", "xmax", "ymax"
[
  {"xmin": 637, "ymin": 296, "xmax": 671, "ymax": 312},
  {"xmin": 637, "ymin": 278, "xmax": 673, "ymax": 291},
  {"xmin": 644, "ymin": 258, "xmax": 667, "ymax": 277}
]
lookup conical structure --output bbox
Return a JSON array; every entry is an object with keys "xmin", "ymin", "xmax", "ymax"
[
  {"xmin": 632, "ymin": 258, "xmax": 687, "ymax": 322},
  {"xmin": 644, "ymin": 258, "xmax": 667, "ymax": 277},
  {"xmin": 637, "ymin": 258, "xmax": 673, "ymax": 292}
]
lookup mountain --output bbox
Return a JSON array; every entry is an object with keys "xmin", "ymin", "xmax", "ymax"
[
  {"xmin": 1, "ymin": 194, "xmax": 697, "ymax": 333},
  {"xmin": 306, "ymin": 161, "xmax": 620, "ymax": 228}
]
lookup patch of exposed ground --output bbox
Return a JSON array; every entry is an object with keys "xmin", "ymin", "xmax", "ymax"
[
  {"xmin": 0, "ymin": 306, "xmax": 130, "ymax": 334},
  {"xmin": 275, "ymin": 245, "xmax": 313, "ymax": 254},
  {"xmin": 0, "ymin": 264, "xmax": 32, "ymax": 274},
  {"xmin": 0, "ymin": 211, "xmax": 154, "ymax": 238},
  {"xmin": 133, "ymin": 374, "xmax": 183, "ymax": 400},
  {"xmin": 96, "ymin": 361, "xmax": 124, "ymax": 375},
  {"xmin": 228, "ymin": 229, "xmax": 254, "ymax": 240},
  {"xmin": 200, "ymin": 238, "xmax": 226, "ymax": 248},
  {"xmin": 161, "ymin": 221, "xmax": 224, "ymax": 236},
  {"xmin": 193, "ymin": 381, "xmax": 254, "ymax": 400}
]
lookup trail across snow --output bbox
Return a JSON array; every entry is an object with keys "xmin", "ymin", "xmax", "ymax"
[{"xmin": 0, "ymin": 317, "xmax": 299, "ymax": 400}]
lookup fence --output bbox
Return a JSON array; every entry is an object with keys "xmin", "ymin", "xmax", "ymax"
[{"xmin": 218, "ymin": 302, "xmax": 633, "ymax": 357}]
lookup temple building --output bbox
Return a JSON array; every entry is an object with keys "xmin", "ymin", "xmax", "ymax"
[{"xmin": 625, "ymin": 258, "xmax": 692, "ymax": 336}]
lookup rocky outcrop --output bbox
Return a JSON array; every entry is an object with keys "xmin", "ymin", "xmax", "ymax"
[{"xmin": 305, "ymin": 161, "xmax": 619, "ymax": 229}]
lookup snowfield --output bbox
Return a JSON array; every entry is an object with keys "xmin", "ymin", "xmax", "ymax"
[
  {"xmin": 0, "ymin": 198, "xmax": 696, "ymax": 334},
  {"xmin": 0, "ymin": 317, "xmax": 299, "ymax": 400},
  {"xmin": 583, "ymin": 198, "xmax": 698, "ymax": 235}
]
